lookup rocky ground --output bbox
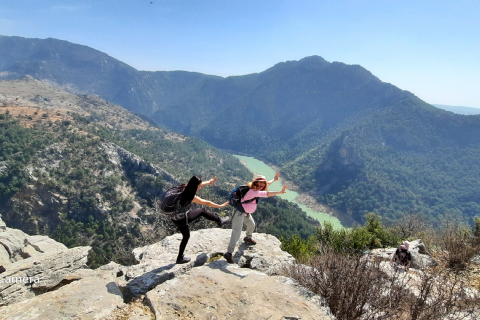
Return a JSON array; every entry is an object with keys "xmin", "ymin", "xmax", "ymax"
[{"xmin": 0, "ymin": 217, "xmax": 334, "ymax": 320}]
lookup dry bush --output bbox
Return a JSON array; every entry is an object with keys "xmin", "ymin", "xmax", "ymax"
[
  {"xmin": 408, "ymin": 270, "xmax": 479, "ymax": 320},
  {"xmin": 436, "ymin": 219, "xmax": 480, "ymax": 271},
  {"xmin": 391, "ymin": 214, "xmax": 429, "ymax": 239},
  {"xmin": 283, "ymin": 247, "xmax": 479, "ymax": 320},
  {"xmin": 391, "ymin": 214, "xmax": 480, "ymax": 271}
]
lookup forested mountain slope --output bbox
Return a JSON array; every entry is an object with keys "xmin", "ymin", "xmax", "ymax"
[
  {"xmin": 2, "ymin": 35, "xmax": 479, "ymax": 226},
  {"xmin": 0, "ymin": 77, "xmax": 316, "ymax": 267}
]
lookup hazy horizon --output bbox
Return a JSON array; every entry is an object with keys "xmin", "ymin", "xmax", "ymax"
[{"xmin": 1, "ymin": 0, "xmax": 479, "ymax": 108}]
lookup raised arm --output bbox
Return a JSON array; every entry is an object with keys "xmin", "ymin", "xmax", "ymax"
[
  {"xmin": 192, "ymin": 196, "xmax": 229, "ymax": 208},
  {"xmin": 267, "ymin": 172, "xmax": 280, "ymax": 186},
  {"xmin": 266, "ymin": 185, "xmax": 288, "ymax": 197},
  {"xmin": 201, "ymin": 176, "xmax": 218, "ymax": 187}
]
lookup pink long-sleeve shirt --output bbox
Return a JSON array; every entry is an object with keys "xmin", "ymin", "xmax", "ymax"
[{"xmin": 241, "ymin": 189, "xmax": 268, "ymax": 214}]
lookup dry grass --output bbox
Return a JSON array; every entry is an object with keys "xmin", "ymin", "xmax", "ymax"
[{"xmin": 283, "ymin": 247, "xmax": 480, "ymax": 320}]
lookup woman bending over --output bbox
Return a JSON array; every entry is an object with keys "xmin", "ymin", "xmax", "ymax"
[{"xmin": 170, "ymin": 176, "xmax": 230, "ymax": 264}]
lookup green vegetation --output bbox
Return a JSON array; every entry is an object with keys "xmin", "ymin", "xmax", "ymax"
[
  {"xmin": 1, "ymin": 109, "xmax": 318, "ymax": 268},
  {"xmin": 283, "ymin": 104, "xmax": 480, "ymax": 226},
  {"xmin": 281, "ymin": 213, "xmax": 401, "ymax": 260},
  {"xmin": 0, "ymin": 112, "xmax": 52, "ymax": 198},
  {"xmin": 3, "ymin": 36, "xmax": 480, "ymax": 227}
]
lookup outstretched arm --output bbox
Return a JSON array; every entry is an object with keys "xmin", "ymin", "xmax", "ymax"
[
  {"xmin": 266, "ymin": 185, "xmax": 288, "ymax": 197},
  {"xmin": 201, "ymin": 176, "xmax": 218, "ymax": 187},
  {"xmin": 192, "ymin": 196, "xmax": 229, "ymax": 208},
  {"xmin": 267, "ymin": 172, "xmax": 280, "ymax": 186}
]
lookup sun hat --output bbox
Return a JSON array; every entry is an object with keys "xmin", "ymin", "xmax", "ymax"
[
  {"xmin": 252, "ymin": 173, "xmax": 267, "ymax": 182},
  {"xmin": 400, "ymin": 241, "xmax": 410, "ymax": 251}
]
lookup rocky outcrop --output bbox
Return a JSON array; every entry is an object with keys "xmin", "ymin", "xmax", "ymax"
[
  {"xmin": 101, "ymin": 142, "xmax": 177, "ymax": 183},
  {"xmin": 0, "ymin": 219, "xmax": 331, "ymax": 319},
  {"xmin": 0, "ymin": 276, "xmax": 123, "ymax": 320},
  {"xmin": 146, "ymin": 260, "xmax": 333, "ymax": 320},
  {"xmin": 0, "ymin": 246, "xmax": 90, "ymax": 306},
  {"xmin": 0, "ymin": 217, "xmax": 126, "ymax": 319},
  {"xmin": 0, "ymin": 218, "xmax": 67, "ymax": 265},
  {"xmin": 367, "ymin": 239, "xmax": 437, "ymax": 269},
  {"xmin": 122, "ymin": 228, "xmax": 295, "ymax": 300}
]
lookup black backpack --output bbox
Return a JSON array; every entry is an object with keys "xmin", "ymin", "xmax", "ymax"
[
  {"xmin": 228, "ymin": 185, "xmax": 259, "ymax": 213},
  {"xmin": 160, "ymin": 187, "xmax": 182, "ymax": 215}
]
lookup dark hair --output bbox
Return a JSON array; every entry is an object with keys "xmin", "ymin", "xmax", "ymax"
[{"xmin": 178, "ymin": 176, "xmax": 202, "ymax": 207}]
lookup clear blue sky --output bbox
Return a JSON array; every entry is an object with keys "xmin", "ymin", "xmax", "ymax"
[{"xmin": 1, "ymin": 0, "xmax": 479, "ymax": 108}]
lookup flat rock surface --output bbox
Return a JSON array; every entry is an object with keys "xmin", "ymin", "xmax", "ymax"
[
  {"xmin": 26, "ymin": 235, "xmax": 67, "ymax": 253},
  {"xmin": 0, "ymin": 276, "xmax": 123, "ymax": 320},
  {"xmin": 146, "ymin": 260, "xmax": 333, "ymax": 320}
]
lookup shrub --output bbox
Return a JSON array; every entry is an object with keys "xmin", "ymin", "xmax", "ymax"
[
  {"xmin": 283, "ymin": 247, "xmax": 480, "ymax": 320},
  {"xmin": 280, "ymin": 234, "xmax": 317, "ymax": 261},
  {"xmin": 316, "ymin": 213, "xmax": 401, "ymax": 252}
]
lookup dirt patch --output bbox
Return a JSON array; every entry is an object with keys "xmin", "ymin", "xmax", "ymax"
[{"xmin": 0, "ymin": 105, "xmax": 75, "ymax": 127}]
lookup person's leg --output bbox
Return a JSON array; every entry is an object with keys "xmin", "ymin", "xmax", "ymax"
[
  {"xmin": 187, "ymin": 208, "xmax": 229, "ymax": 226},
  {"xmin": 227, "ymin": 211, "xmax": 244, "ymax": 253},
  {"xmin": 174, "ymin": 222, "xmax": 191, "ymax": 263},
  {"xmin": 244, "ymin": 214, "xmax": 255, "ymax": 238},
  {"xmin": 243, "ymin": 213, "xmax": 256, "ymax": 244}
]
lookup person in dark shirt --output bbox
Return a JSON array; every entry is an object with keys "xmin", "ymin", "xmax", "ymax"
[
  {"xmin": 390, "ymin": 241, "xmax": 412, "ymax": 271},
  {"xmin": 169, "ymin": 176, "xmax": 230, "ymax": 264}
]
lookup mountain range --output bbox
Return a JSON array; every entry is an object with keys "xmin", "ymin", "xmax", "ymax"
[{"xmin": 1, "ymin": 35, "xmax": 479, "ymax": 226}]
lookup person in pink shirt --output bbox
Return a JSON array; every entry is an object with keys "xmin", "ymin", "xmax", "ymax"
[{"xmin": 223, "ymin": 173, "xmax": 288, "ymax": 263}]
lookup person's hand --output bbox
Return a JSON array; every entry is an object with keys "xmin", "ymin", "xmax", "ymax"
[
  {"xmin": 280, "ymin": 185, "xmax": 288, "ymax": 193},
  {"xmin": 274, "ymin": 172, "xmax": 280, "ymax": 181},
  {"xmin": 209, "ymin": 177, "xmax": 218, "ymax": 185},
  {"xmin": 219, "ymin": 201, "xmax": 229, "ymax": 208}
]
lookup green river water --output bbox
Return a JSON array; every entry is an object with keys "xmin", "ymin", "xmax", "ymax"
[{"xmin": 234, "ymin": 155, "xmax": 343, "ymax": 229}]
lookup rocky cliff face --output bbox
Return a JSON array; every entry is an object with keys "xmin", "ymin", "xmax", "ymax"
[{"xmin": 0, "ymin": 217, "xmax": 334, "ymax": 320}]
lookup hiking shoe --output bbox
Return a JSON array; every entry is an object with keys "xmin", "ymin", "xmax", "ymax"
[
  {"xmin": 217, "ymin": 216, "xmax": 230, "ymax": 227},
  {"xmin": 243, "ymin": 237, "xmax": 256, "ymax": 245},
  {"xmin": 176, "ymin": 256, "xmax": 191, "ymax": 264},
  {"xmin": 224, "ymin": 252, "xmax": 234, "ymax": 264}
]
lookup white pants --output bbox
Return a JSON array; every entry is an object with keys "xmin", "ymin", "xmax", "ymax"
[{"xmin": 227, "ymin": 209, "xmax": 255, "ymax": 253}]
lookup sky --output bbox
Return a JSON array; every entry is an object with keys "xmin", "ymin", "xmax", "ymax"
[{"xmin": 0, "ymin": 0, "xmax": 479, "ymax": 108}]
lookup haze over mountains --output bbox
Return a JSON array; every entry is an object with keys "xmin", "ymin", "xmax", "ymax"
[
  {"xmin": 433, "ymin": 104, "xmax": 480, "ymax": 115},
  {"xmin": 1, "ymin": 35, "xmax": 479, "ymax": 226}
]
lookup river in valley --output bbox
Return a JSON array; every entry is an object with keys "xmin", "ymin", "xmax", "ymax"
[{"xmin": 233, "ymin": 154, "xmax": 343, "ymax": 229}]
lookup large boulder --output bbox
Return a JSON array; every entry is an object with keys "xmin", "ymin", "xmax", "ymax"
[
  {"xmin": 0, "ymin": 217, "xmax": 67, "ymax": 265},
  {"xmin": 0, "ymin": 276, "xmax": 123, "ymax": 320},
  {"xmin": 0, "ymin": 246, "xmax": 90, "ymax": 306},
  {"xmin": 145, "ymin": 260, "xmax": 333, "ymax": 320},
  {"xmin": 122, "ymin": 228, "xmax": 295, "ymax": 300},
  {"xmin": 408, "ymin": 239, "xmax": 438, "ymax": 268},
  {"xmin": 367, "ymin": 239, "xmax": 437, "ymax": 269}
]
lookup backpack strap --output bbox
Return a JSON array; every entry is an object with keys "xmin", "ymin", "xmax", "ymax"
[{"xmin": 241, "ymin": 197, "xmax": 258, "ymax": 204}]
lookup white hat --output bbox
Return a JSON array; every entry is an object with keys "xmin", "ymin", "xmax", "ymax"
[{"xmin": 253, "ymin": 173, "xmax": 266, "ymax": 182}]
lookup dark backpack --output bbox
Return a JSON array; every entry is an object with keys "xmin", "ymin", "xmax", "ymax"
[
  {"xmin": 160, "ymin": 187, "xmax": 182, "ymax": 215},
  {"xmin": 228, "ymin": 185, "xmax": 259, "ymax": 213},
  {"xmin": 396, "ymin": 248, "xmax": 411, "ymax": 265}
]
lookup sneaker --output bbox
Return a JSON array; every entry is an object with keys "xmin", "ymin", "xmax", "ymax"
[
  {"xmin": 217, "ymin": 216, "xmax": 230, "ymax": 228},
  {"xmin": 224, "ymin": 252, "xmax": 234, "ymax": 264},
  {"xmin": 243, "ymin": 237, "xmax": 256, "ymax": 245},
  {"xmin": 176, "ymin": 256, "xmax": 191, "ymax": 264}
]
